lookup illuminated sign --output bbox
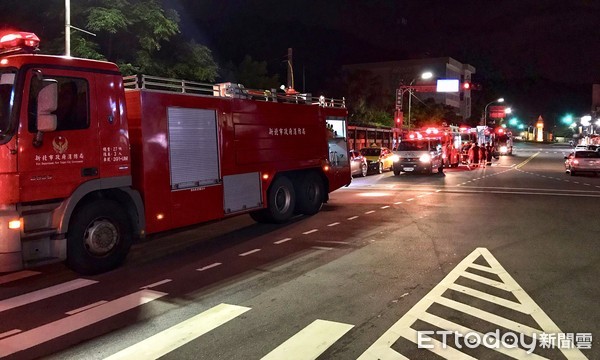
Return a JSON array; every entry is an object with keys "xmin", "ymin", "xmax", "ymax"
[{"xmin": 436, "ymin": 79, "xmax": 459, "ymax": 93}]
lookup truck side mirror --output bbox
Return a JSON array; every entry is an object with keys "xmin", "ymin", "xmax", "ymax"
[{"xmin": 37, "ymin": 80, "xmax": 58, "ymax": 132}]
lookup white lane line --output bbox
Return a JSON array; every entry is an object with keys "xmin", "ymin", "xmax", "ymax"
[
  {"xmin": 596, "ymin": 186, "xmax": 600, "ymax": 189},
  {"xmin": 394, "ymin": 201, "xmax": 403, "ymax": 204},
  {"xmin": 364, "ymin": 210, "xmax": 375, "ymax": 214},
  {"xmin": 105, "ymin": 303, "xmax": 250, "ymax": 360},
  {"xmin": 239, "ymin": 249, "xmax": 261, "ymax": 256},
  {"xmin": 197, "ymin": 262, "xmax": 222, "ymax": 271},
  {"xmin": 584, "ymin": 183, "xmax": 590, "ymax": 186},
  {"xmin": 274, "ymin": 238, "xmax": 292, "ymax": 245},
  {"xmin": 140, "ymin": 279, "xmax": 172, "ymax": 289},
  {"xmin": 302, "ymin": 229, "xmax": 319, "ymax": 235},
  {"xmin": 261, "ymin": 319, "xmax": 354, "ymax": 360},
  {"xmin": 456, "ymin": 184, "xmax": 461, "ymax": 187},
  {"xmin": 0, "ymin": 278, "xmax": 97, "ymax": 313},
  {"xmin": 311, "ymin": 246, "xmax": 333, "ymax": 251},
  {"xmin": 380, "ymin": 205, "xmax": 390, "ymax": 209},
  {"xmin": 65, "ymin": 301, "xmax": 108, "ymax": 315},
  {"xmin": 0, "ymin": 270, "xmax": 41, "ymax": 285},
  {"xmin": 327, "ymin": 222, "xmax": 340, "ymax": 227},
  {"xmin": 406, "ymin": 198, "xmax": 414, "ymax": 201},
  {"xmin": 0, "ymin": 290, "xmax": 166, "ymax": 358},
  {"xmin": 435, "ymin": 190, "xmax": 441, "ymax": 192},
  {"xmin": 0, "ymin": 329, "xmax": 21, "ymax": 339},
  {"xmin": 347, "ymin": 216, "xmax": 359, "ymax": 220},
  {"xmin": 573, "ymin": 181, "xmax": 580, "ymax": 184}
]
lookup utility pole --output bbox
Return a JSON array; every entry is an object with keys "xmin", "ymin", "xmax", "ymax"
[
  {"xmin": 65, "ymin": 0, "xmax": 70, "ymax": 56},
  {"xmin": 287, "ymin": 48, "xmax": 294, "ymax": 89}
]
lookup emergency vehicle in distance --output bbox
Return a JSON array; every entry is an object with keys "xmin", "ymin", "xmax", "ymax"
[
  {"xmin": 392, "ymin": 126, "xmax": 461, "ymax": 175},
  {"xmin": 0, "ymin": 32, "xmax": 351, "ymax": 274}
]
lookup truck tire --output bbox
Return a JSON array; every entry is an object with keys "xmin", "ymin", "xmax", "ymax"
[
  {"xmin": 295, "ymin": 172, "xmax": 324, "ymax": 215},
  {"xmin": 250, "ymin": 176, "xmax": 296, "ymax": 223},
  {"xmin": 66, "ymin": 199, "xmax": 132, "ymax": 275},
  {"xmin": 393, "ymin": 169, "xmax": 400, "ymax": 176}
]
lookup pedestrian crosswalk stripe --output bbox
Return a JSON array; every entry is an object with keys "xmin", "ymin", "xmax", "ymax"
[
  {"xmin": 358, "ymin": 247, "xmax": 587, "ymax": 359},
  {"xmin": 0, "ymin": 278, "xmax": 97, "ymax": 313},
  {"xmin": 104, "ymin": 303, "xmax": 250, "ymax": 360},
  {"xmin": 261, "ymin": 319, "xmax": 354, "ymax": 360},
  {"xmin": 0, "ymin": 289, "xmax": 166, "ymax": 358}
]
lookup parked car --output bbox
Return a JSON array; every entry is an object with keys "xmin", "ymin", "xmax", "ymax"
[
  {"xmin": 349, "ymin": 150, "xmax": 368, "ymax": 177},
  {"xmin": 564, "ymin": 150, "xmax": 600, "ymax": 176},
  {"xmin": 360, "ymin": 146, "xmax": 394, "ymax": 174}
]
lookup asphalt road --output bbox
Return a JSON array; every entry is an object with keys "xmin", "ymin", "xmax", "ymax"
[{"xmin": 0, "ymin": 141, "xmax": 598, "ymax": 359}]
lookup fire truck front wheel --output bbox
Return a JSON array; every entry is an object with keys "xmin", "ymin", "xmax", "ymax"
[
  {"xmin": 295, "ymin": 172, "xmax": 324, "ymax": 215},
  {"xmin": 251, "ymin": 176, "xmax": 296, "ymax": 223},
  {"xmin": 66, "ymin": 199, "xmax": 133, "ymax": 275}
]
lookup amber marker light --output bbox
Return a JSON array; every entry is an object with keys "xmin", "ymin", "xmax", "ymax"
[
  {"xmin": 323, "ymin": 165, "xmax": 330, "ymax": 171},
  {"xmin": 156, "ymin": 214, "xmax": 164, "ymax": 220},
  {"xmin": 262, "ymin": 173, "xmax": 269, "ymax": 180},
  {"xmin": 8, "ymin": 219, "xmax": 21, "ymax": 229}
]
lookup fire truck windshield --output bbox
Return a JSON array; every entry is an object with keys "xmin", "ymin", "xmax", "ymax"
[{"xmin": 0, "ymin": 68, "xmax": 17, "ymax": 141}]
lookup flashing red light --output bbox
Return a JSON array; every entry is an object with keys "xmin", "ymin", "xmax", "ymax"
[
  {"xmin": 462, "ymin": 82, "xmax": 471, "ymax": 90},
  {"xmin": 497, "ymin": 128, "xmax": 505, "ymax": 134},
  {"xmin": 409, "ymin": 134, "xmax": 415, "ymax": 139},
  {"xmin": 573, "ymin": 160, "xmax": 579, "ymax": 165},
  {"xmin": 0, "ymin": 32, "xmax": 40, "ymax": 52},
  {"xmin": 459, "ymin": 127, "xmax": 468, "ymax": 132}
]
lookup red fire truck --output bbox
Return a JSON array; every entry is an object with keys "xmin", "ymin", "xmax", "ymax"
[{"xmin": 0, "ymin": 32, "xmax": 351, "ymax": 274}]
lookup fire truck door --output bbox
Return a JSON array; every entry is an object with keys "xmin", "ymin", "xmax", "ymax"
[
  {"xmin": 326, "ymin": 117, "xmax": 351, "ymax": 188},
  {"xmin": 18, "ymin": 69, "xmax": 100, "ymax": 201}
]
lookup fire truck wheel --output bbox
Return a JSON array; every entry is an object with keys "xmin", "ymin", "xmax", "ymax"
[
  {"xmin": 66, "ymin": 200, "xmax": 132, "ymax": 275},
  {"xmin": 252, "ymin": 176, "xmax": 296, "ymax": 223},
  {"xmin": 295, "ymin": 172, "xmax": 324, "ymax": 215}
]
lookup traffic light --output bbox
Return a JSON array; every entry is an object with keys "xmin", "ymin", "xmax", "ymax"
[
  {"xmin": 394, "ymin": 110, "xmax": 403, "ymax": 127},
  {"xmin": 461, "ymin": 82, "xmax": 481, "ymax": 90},
  {"xmin": 462, "ymin": 82, "xmax": 471, "ymax": 90}
]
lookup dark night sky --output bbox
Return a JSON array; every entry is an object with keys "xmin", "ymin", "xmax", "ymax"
[{"xmin": 168, "ymin": 0, "xmax": 600, "ymax": 122}]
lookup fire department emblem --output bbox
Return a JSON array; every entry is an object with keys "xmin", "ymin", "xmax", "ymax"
[{"xmin": 52, "ymin": 136, "xmax": 69, "ymax": 154}]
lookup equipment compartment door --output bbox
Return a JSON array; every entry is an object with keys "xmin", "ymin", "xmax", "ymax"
[{"xmin": 326, "ymin": 117, "xmax": 351, "ymax": 189}]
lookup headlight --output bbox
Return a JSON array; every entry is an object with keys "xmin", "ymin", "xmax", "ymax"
[
  {"xmin": 500, "ymin": 146, "xmax": 508, "ymax": 153},
  {"xmin": 419, "ymin": 154, "xmax": 431, "ymax": 163},
  {"xmin": 391, "ymin": 155, "xmax": 400, "ymax": 162}
]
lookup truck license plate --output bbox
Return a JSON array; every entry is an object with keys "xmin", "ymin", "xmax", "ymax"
[{"xmin": 404, "ymin": 167, "xmax": 414, "ymax": 172}]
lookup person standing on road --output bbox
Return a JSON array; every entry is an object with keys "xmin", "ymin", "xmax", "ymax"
[
  {"xmin": 469, "ymin": 143, "xmax": 480, "ymax": 166},
  {"xmin": 479, "ymin": 145, "xmax": 487, "ymax": 167}
]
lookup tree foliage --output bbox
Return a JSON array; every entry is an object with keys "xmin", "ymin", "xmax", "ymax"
[
  {"xmin": 408, "ymin": 98, "xmax": 463, "ymax": 128},
  {"xmin": 337, "ymin": 70, "xmax": 395, "ymax": 127},
  {"xmin": 221, "ymin": 55, "xmax": 280, "ymax": 89}
]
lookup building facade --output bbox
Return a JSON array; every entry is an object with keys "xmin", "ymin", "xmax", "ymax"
[{"xmin": 343, "ymin": 57, "xmax": 476, "ymax": 120}]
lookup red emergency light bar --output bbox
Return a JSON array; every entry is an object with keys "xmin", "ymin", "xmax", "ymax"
[{"xmin": 0, "ymin": 31, "xmax": 40, "ymax": 55}]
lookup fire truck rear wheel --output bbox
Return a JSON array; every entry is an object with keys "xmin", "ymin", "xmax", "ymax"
[
  {"xmin": 66, "ymin": 199, "xmax": 133, "ymax": 275},
  {"xmin": 295, "ymin": 172, "xmax": 324, "ymax": 215},
  {"xmin": 251, "ymin": 176, "xmax": 296, "ymax": 223}
]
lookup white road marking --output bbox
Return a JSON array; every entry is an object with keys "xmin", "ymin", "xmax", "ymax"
[
  {"xmin": 327, "ymin": 222, "xmax": 341, "ymax": 227},
  {"xmin": 364, "ymin": 210, "xmax": 375, "ymax": 214},
  {"xmin": 0, "ymin": 329, "xmax": 21, "ymax": 339},
  {"xmin": 394, "ymin": 201, "xmax": 403, "ymax": 204},
  {"xmin": 239, "ymin": 249, "xmax": 261, "ymax": 256},
  {"xmin": 140, "ymin": 279, "xmax": 172, "ymax": 289},
  {"xmin": 104, "ymin": 303, "xmax": 250, "ymax": 360},
  {"xmin": 584, "ymin": 183, "xmax": 590, "ymax": 186},
  {"xmin": 347, "ymin": 216, "xmax": 359, "ymax": 220},
  {"xmin": 65, "ymin": 301, "xmax": 108, "ymax": 315},
  {"xmin": 261, "ymin": 319, "xmax": 354, "ymax": 360},
  {"xmin": 436, "ymin": 190, "xmax": 441, "ymax": 192},
  {"xmin": 406, "ymin": 198, "xmax": 414, "ymax": 201},
  {"xmin": 197, "ymin": 262, "xmax": 222, "ymax": 271},
  {"xmin": 0, "ymin": 290, "xmax": 166, "ymax": 358},
  {"xmin": 302, "ymin": 229, "xmax": 319, "ymax": 235},
  {"xmin": 0, "ymin": 278, "xmax": 97, "ymax": 313},
  {"xmin": 311, "ymin": 246, "xmax": 333, "ymax": 251},
  {"xmin": 358, "ymin": 248, "xmax": 587, "ymax": 360},
  {"xmin": 380, "ymin": 205, "xmax": 390, "ymax": 209},
  {"xmin": 0, "ymin": 270, "xmax": 41, "ymax": 285}
]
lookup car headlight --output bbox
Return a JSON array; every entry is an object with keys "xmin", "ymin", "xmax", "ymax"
[
  {"xmin": 500, "ymin": 146, "xmax": 508, "ymax": 153},
  {"xmin": 419, "ymin": 154, "xmax": 431, "ymax": 163},
  {"xmin": 391, "ymin": 155, "xmax": 400, "ymax": 162}
]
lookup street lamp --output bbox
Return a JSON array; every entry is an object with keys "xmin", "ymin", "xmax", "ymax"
[
  {"xmin": 407, "ymin": 71, "xmax": 433, "ymax": 131},
  {"xmin": 483, "ymin": 97, "xmax": 504, "ymax": 126}
]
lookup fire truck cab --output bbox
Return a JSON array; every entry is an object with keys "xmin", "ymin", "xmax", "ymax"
[{"xmin": 0, "ymin": 32, "xmax": 350, "ymax": 274}]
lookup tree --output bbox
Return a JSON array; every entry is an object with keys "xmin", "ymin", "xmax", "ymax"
[
  {"xmin": 408, "ymin": 98, "xmax": 463, "ymax": 128},
  {"xmin": 221, "ymin": 55, "xmax": 280, "ymax": 89}
]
